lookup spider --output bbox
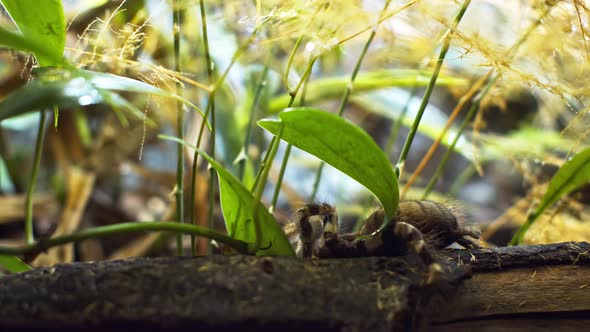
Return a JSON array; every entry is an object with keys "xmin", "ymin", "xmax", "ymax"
[{"xmin": 285, "ymin": 200, "xmax": 482, "ymax": 259}]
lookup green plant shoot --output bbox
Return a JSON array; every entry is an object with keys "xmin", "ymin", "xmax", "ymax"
[
  {"xmin": 160, "ymin": 135, "xmax": 295, "ymax": 257},
  {"xmin": 511, "ymin": 147, "xmax": 590, "ymax": 244},
  {"xmin": 258, "ymin": 108, "xmax": 399, "ymax": 231}
]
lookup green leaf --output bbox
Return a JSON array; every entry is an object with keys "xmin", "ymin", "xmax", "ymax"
[
  {"xmin": 511, "ymin": 147, "xmax": 590, "ymax": 244},
  {"xmin": 159, "ymin": 135, "xmax": 296, "ymax": 257},
  {"xmin": 0, "ymin": 76, "xmax": 102, "ymax": 121},
  {"xmin": 81, "ymin": 70, "xmax": 179, "ymax": 96},
  {"xmin": 0, "ymin": 27, "xmax": 63, "ymax": 66},
  {"xmin": 0, "ymin": 67, "xmax": 207, "ymax": 129},
  {"xmin": 0, "ymin": 254, "xmax": 31, "ymax": 273},
  {"xmin": 268, "ymin": 69, "xmax": 467, "ymax": 113},
  {"xmin": 1, "ymin": 0, "xmax": 65, "ymax": 66},
  {"xmin": 258, "ymin": 108, "xmax": 399, "ymax": 224},
  {"xmin": 78, "ymin": 69, "xmax": 208, "ymax": 128}
]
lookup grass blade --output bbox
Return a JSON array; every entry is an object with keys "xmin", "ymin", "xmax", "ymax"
[
  {"xmin": 0, "ymin": 254, "xmax": 31, "ymax": 273},
  {"xmin": 1, "ymin": 0, "xmax": 65, "ymax": 66},
  {"xmin": 268, "ymin": 69, "xmax": 467, "ymax": 113},
  {"xmin": 511, "ymin": 147, "xmax": 590, "ymax": 244}
]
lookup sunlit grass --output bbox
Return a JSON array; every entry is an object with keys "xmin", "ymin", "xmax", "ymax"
[
  {"xmin": 2, "ymin": 0, "xmax": 590, "ymax": 264},
  {"xmin": 53, "ymin": 0, "xmax": 590, "ymax": 245}
]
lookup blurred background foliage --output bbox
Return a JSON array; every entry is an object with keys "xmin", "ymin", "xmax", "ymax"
[{"xmin": 0, "ymin": 0, "xmax": 589, "ymax": 268}]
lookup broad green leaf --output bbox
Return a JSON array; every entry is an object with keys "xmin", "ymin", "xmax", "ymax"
[
  {"xmin": 32, "ymin": 68, "xmax": 206, "ymax": 119},
  {"xmin": 0, "ymin": 67, "xmax": 207, "ymax": 128},
  {"xmin": 0, "ymin": 254, "xmax": 31, "ymax": 273},
  {"xmin": 258, "ymin": 108, "xmax": 399, "ymax": 223},
  {"xmin": 268, "ymin": 69, "xmax": 467, "ymax": 113},
  {"xmin": 159, "ymin": 135, "xmax": 295, "ymax": 257},
  {"xmin": 511, "ymin": 147, "xmax": 590, "ymax": 244},
  {"xmin": 78, "ymin": 69, "xmax": 208, "ymax": 127},
  {"xmin": 0, "ymin": 74, "xmax": 146, "ymax": 124},
  {"xmin": 81, "ymin": 69, "xmax": 180, "ymax": 96},
  {"xmin": 0, "ymin": 76, "xmax": 102, "ymax": 121},
  {"xmin": 0, "ymin": 26, "xmax": 63, "ymax": 66},
  {"xmin": 1, "ymin": 0, "xmax": 65, "ymax": 66}
]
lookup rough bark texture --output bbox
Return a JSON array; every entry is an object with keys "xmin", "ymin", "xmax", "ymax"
[
  {"xmin": 444, "ymin": 241, "xmax": 590, "ymax": 272},
  {"xmin": 427, "ymin": 241, "xmax": 590, "ymax": 331},
  {"xmin": 0, "ymin": 242, "xmax": 588, "ymax": 331},
  {"xmin": 0, "ymin": 254, "xmax": 468, "ymax": 331}
]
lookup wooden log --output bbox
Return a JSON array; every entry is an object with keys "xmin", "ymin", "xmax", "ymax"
[
  {"xmin": 0, "ymin": 254, "xmax": 468, "ymax": 331},
  {"xmin": 0, "ymin": 242, "xmax": 588, "ymax": 331},
  {"xmin": 445, "ymin": 241, "xmax": 590, "ymax": 272},
  {"xmin": 426, "ymin": 241, "xmax": 590, "ymax": 331}
]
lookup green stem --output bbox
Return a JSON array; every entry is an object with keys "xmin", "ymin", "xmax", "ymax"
[
  {"xmin": 0, "ymin": 126, "xmax": 22, "ymax": 192},
  {"xmin": 268, "ymin": 58, "xmax": 317, "ymax": 212},
  {"xmin": 0, "ymin": 221, "xmax": 252, "ymax": 256},
  {"xmin": 250, "ymin": 39, "xmax": 311, "ymax": 197},
  {"xmin": 383, "ymin": 23, "xmax": 451, "ymax": 157},
  {"xmin": 189, "ymin": 102, "xmax": 210, "ymax": 256},
  {"xmin": 198, "ymin": 0, "xmax": 217, "ymax": 256},
  {"xmin": 253, "ymin": 125, "xmax": 283, "ymax": 202},
  {"xmin": 270, "ymin": 58, "xmax": 315, "ymax": 209},
  {"xmin": 211, "ymin": 29, "xmax": 258, "ymax": 94},
  {"xmin": 283, "ymin": 35, "xmax": 304, "ymax": 94},
  {"xmin": 510, "ymin": 212, "xmax": 538, "ymax": 245},
  {"xmin": 189, "ymin": 0, "xmax": 255, "ymax": 255},
  {"xmin": 207, "ymin": 168, "xmax": 216, "ymax": 256},
  {"xmin": 395, "ymin": 0, "xmax": 471, "ymax": 178},
  {"xmin": 173, "ymin": 0, "xmax": 185, "ymax": 255},
  {"xmin": 73, "ymin": 111, "xmax": 92, "ymax": 147},
  {"xmin": 269, "ymin": 143, "xmax": 290, "ymax": 213},
  {"xmin": 250, "ymin": 136, "xmax": 274, "ymax": 193},
  {"xmin": 249, "ymin": 37, "xmax": 306, "ymax": 195},
  {"xmin": 341, "ymin": 4, "xmax": 391, "ymax": 116},
  {"xmin": 239, "ymin": 62, "xmax": 270, "ymax": 181},
  {"xmin": 422, "ymin": 77, "xmax": 494, "ymax": 198},
  {"xmin": 188, "ymin": 27, "xmax": 260, "ymax": 193},
  {"xmin": 356, "ymin": 87, "xmax": 416, "ymax": 225},
  {"xmin": 385, "ymin": 87, "xmax": 416, "ymax": 155},
  {"xmin": 252, "ymin": 124, "xmax": 284, "ymax": 248},
  {"xmin": 189, "ymin": 98, "xmax": 212, "ymax": 256},
  {"xmin": 506, "ymin": 5, "xmax": 552, "ymax": 59},
  {"xmin": 24, "ymin": 109, "xmax": 48, "ymax": 245},
  {"xmin": 309, "ymin": 163, "xmax": 324, "ymax": 202},
  {"xmin": 423, "ymin": 4, "xmax": 552, "ymax": 199}
]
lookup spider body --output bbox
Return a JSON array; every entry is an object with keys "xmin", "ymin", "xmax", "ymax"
[{"xmin": 286, "ymin": 200, "xmax": 481, "ymax": 258}]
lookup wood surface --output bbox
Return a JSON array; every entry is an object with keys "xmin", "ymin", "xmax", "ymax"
[
  {"xmin": 0, "ymin": 242, "xmax": 588, "ymax": 331},
  {"xmin": 427, "ymin": 242, "xmax": 590, "ymax": 331}
]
